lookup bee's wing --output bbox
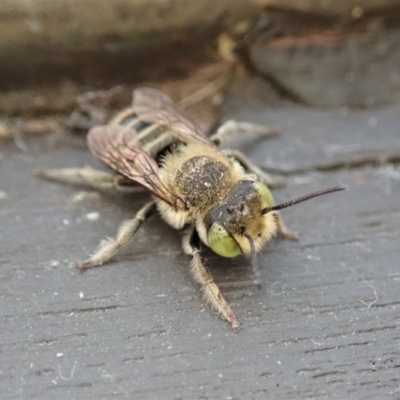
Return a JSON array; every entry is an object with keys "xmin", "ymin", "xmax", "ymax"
[
  {"xmin": 87, "ymin": 125, "xmax": 177, "ymax": 206},
  {"xmin": 133, "ymin": 87, "xmax": 217, "ymax": 148}
]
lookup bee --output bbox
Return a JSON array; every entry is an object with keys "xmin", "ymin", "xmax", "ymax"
[{"xmin": 37, "ymin": 88, "xmax": 344, "ymax": 330}]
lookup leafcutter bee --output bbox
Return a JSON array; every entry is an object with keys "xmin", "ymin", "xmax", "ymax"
[{"xmin": 37, "ymin": 88, "xmax": 344, "ymax": 330}]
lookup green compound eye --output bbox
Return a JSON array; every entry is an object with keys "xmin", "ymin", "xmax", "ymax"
[
  {"xmin": 252, "ymin": 181, "xmax": 274, "ymax": 207},
  {"xmin": 207, "ymin": 223, "xmax": 242, "ymax": 258}
]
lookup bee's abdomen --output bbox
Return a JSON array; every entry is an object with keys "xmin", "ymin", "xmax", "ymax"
[
  {"xmin": 175, "ymin": 156, "xmax": 232, "ymax": 209},
  {"xmin": 111, "ymin": 109, "xmax": 149, "ymax": 131},
  {"xmin": 112, "ymin": 108, "xmax": 179, "ymax": 161}
]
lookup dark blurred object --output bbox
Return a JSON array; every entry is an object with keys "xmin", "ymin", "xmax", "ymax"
[
  {"xmin": 66, "ymin": 86, "xmax": 127, "ymax": 131},
  {"xmin": 0, "ymin": 0, "xmax": 263, "ymax": 90},
  {"xmin": 65, "ymin": 61, "xmax": 234, "ymax": 133},
  {"xmin": 242, "ymin": 0, "xmax": 400, "ymax": 106}
]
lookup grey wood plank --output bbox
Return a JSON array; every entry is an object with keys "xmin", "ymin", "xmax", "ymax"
[{"xmin": 1, "ymin": 102, "xmax": 399, "ymax": 399}]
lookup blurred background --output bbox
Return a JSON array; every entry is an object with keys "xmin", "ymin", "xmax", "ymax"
[{"xmin": 1, "ymin": 0, "xmax": 399, "ymax": 131}]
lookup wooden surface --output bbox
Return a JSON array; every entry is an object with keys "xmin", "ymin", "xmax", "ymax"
[
  {"xmin": 1, "ymin": 98, "xmax": 400, "ymax": 399},
  {"xmin": 0, "ymin": 0, "xmax": 262, "ymax": 89}
]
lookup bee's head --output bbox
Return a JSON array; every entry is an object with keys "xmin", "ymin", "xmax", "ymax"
[
  {"xmin": 205, "ymin": 180, "xmax": 275, "ymax": 258},
  {"xmin": 205, "ymin": 181, "xmax": 345, "ymax": 258}
]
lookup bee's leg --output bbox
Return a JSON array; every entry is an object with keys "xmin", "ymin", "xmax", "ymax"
[
  {"xmin": 35, "ymin": 167, "xmax": 143, "ymax": 193},
  {"xmin": 77, "ymin": 201, "xmax": 156, "ymax": 270},
  {"xmin": 274, "ymin": 212, "xmax": 299, "ymax": 240},
  {"xmin": 210, "ymin": 119, "xmax": 279, "ymax": 146},
  {"xmin": 222, "ymin": 149, "xmax": 285, "ymax": 188},
  {"xmin": 182, "ymin": 228, "xmax": 240, "ymax": 330}
]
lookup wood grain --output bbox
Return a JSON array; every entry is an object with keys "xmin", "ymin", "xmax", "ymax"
[{"xmin": 1, "ymin": 99, "xmax": 399, "ymax": 399}]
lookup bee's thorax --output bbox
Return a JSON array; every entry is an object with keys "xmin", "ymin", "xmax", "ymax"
[
  {"xmin": 160, "ymin": 143, "xmax": 244, "ymax": 214},
  {"xmin": 175, "ymin": 155, "xmax": 233, "ymax": 210}
]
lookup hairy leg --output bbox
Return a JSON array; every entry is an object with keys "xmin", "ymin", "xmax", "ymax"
[
  {"xmin": 181, "ymin": 227, "xmax": 240, "ymax": 330},
  {"xmin": 35, "ymin": 167, "xmax": 143, "ymax": 193},
  {"xmin": 222, "ymin": 149, "xmax": 285, "ymax": 188},
  {"xmin": 77, "ymin": 201, "xmax": 156, "ymax": 270},
  {"xmin": 210, "ymin": 119, "xmax": 279, "ymax": 146},
  {"xmin": 274, "ymin": 212, "xmax": 299, "ymax": 240}
]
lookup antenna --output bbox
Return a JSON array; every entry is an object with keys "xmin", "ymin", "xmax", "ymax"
[{"xmin": 261, "ymin": 186, "xmax": 345, "ymax": 215}]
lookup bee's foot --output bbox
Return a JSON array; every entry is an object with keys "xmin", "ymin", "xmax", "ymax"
[
  {"xmin": 281, "ymin": 230, "xmax": 299, "ymax": 241},
  {"xmin": 76, "ymin": 260, "xmax": 100, "ymax": 271},
  {"xmin": 230, "ymin": 317, "xmax": 241, "ymax": 331}
]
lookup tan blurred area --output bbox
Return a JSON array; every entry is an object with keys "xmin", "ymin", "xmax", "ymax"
[{"xmin": 0, "ymin": 0, "xmax": 399, "ymax": 115}]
